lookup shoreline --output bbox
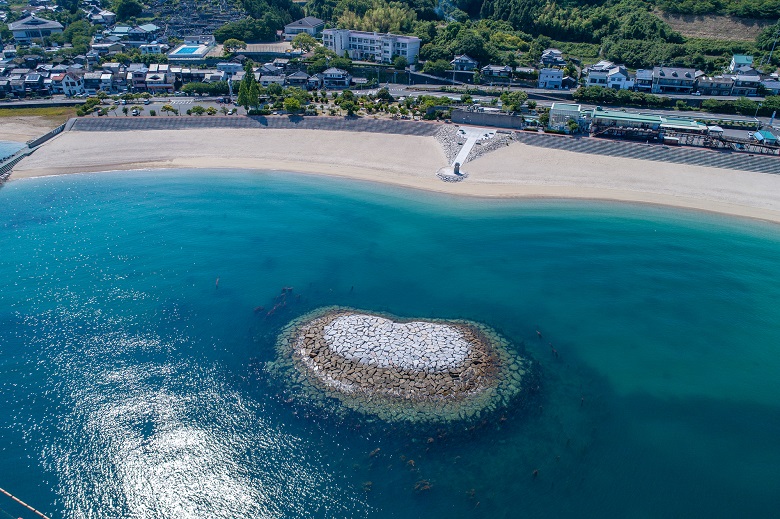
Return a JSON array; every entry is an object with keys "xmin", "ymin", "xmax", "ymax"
[{"xmin": 10, "ymin": 127, "xmax": 780, "ymax": 224}]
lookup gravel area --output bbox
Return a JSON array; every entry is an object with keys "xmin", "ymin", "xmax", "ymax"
[
  {"xmin": 434, "ymin": 125, "xmax": 466, "ymax": 164},
  {"xmin": 465, "ymin": 131, "xmax": 515, "ymax": 163}
]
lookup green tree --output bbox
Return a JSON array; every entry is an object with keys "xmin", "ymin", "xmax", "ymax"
[
  {"xmin": 393, "ymin": 55, "xmax": 408, "ymax": 70},
  {"xmin": 113, "ymin": 0, "xmax": 143, "ymax": 21},
  {"xmin": 223, "ymin": 38, "xmax": 247, "ymax": 53},
  {"xmin": 191, "ymin": 105, "xmax": 207, "ymax": 115},
  {"xmin": 423, "ymin": 59, "xmax": 452, "ymax": 75},
  {"xmin": 206, "ymin": 106, "xmax": 218, "ymax": 115},
  {"xmin": 284, "ymin": 96, "xmax": 302, "ymax": 113},
  {"xmin": 161, "ymin": 104, "xmax": 175, "ymax": 116},
  {"xmin": 291, "ymin": 32, "xmax": 318, "ymax": 52},
  {"xmin": 249, "ymin": 81, "xmax": 261, "ymax": 109},
  {"xmin": 341, "ymin": 100, "xmax": 357, "ymax": 115},
  {"xmin": 500, "ymin": 90, "xmax": 528, "ymax": 112},
  {"xmin": 122, "ymin": 106, "xmax": 129, "ymax": 116}
]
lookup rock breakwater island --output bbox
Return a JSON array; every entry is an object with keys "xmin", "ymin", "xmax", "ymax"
[{"xmin": 270, "ymin": 307, "xmax": 532, "ymax": 424}]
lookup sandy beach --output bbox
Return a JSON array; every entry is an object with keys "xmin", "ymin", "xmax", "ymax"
[
  {"xmin": 11, "ymin": 126, "xmax": 780, "ymax": 223},
  {"xmin": 1, "ymin": 116, "xmax": 65, "ymax": 142}
]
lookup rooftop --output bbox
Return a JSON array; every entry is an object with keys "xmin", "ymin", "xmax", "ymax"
[{"xmin": 591, "ymin": 108, "xmax": 663, "ymax": 124}]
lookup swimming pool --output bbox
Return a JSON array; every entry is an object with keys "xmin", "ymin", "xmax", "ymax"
[{"xmin": 174, "ymin": 46, "xmax": 200, "ymax": 55}]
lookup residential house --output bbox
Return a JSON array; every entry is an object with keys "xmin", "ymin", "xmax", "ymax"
[
  {"xmin": 584, "ymin": 60, "xmax": 633, "ymax": 90},
  {"xmin": 99, "ymin": 72, "xmax": 113, "ymax": 92},
  {"xmin": 90, "ymin": 41, "xmax": 125, "ymax": 56},
  {"xmin": 540, "ymin": 48, "xmax": 566, "ymax": 67},
  {"xmin": 322, "ymin": 29, "xmax": 421, "ymax": 64},
  {"xmin": 450, "ymin": 54, "xmax": 478, "ymax": 71},
  {"xmin": 729, "ymin": 54, "xmax": 753, "ymax": 73},
  {"xmin": 127, "ymin": 63, "xmax": 148, "ymax": 91},
  {"xmin": 285, "ymin": 70, "xmax": 310, "ymax": 87},
  {"xmin": 82, "ymin": 71, "xmax": 102, "ymax": 94},
  {"xmin": 272, "ymin": 58, "xmax": 290, "ymax": 71},
  {"xmin": 259, "ymin": 75, "xmax": 285, "ymax": 87},
  {"xmin": 216, "ymin": 62, "xmax": 243, "ymax": 74},
  {"xmin": 307, "ymin": 74, "xmax": 323, "ymax": 90},
  {"xmin": 50, "ymin": 71, "xmax": 83, "ymax": 95},
  {"xmin": 145, "ymin": 63, "xmax": 172, "ymax": 93},
  {"xmin": 634, "ymin": 69, "xmax": 652, "ymax": 91},
  {"xmin": 696, "ymin": 76, "xmax": 734, "ymax": 96},
  {"xmin": 606, "ymin": 66, "xmax": 633, "ymax": 90},
  {"xmin": 537, "ymin": 68, "xmax": 563, "ymax": 89},
  {"xmin": 139, "ymin": 43, "xmax": 167, "ymax": 55},
  {"xmin": 8, "ymin": 15, "xmax": 63, "ymax": 43},
  {"xmin": 90, "ymin": 9, "xmax": 116, "ymax": 25},
  {"xmin": 23, "ymin": 72, "xmax": 46, "ymax": 94},
  {"xmin": 731, "ymin": 73, "xmax": 760, "ymax": 96},
  {"xmin": 283, "ymin": 16, "xmax": 324, "ymax": 41},
  {"xmin": 761, "ymin": 78, "xmax": 780, "ymax": 95},
  {"xmin": 651, "ymin": 66, "xmax": 695, "ymax": 94},
  {"xmin": 322, "ymin": 67, "xmax": 351, "ymax": 88},
  {"xmin": 0, "ymin": 79, "xmax": 10, "ymax": 98},
  {"xmin": 481, "ymin": 64, "xmax": 512, "ymax": 79},
  {"xmin": 584, "ymin": 60, "xmax": 614, "ymax": 87}
]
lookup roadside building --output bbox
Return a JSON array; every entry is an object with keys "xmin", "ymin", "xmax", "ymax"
[
  {"xmin": 761, "ymin": 78, "xmax": 780, "ymax": 95},
  {"xmin": 283, "ymin": 17, "xmax": 324, "ymax": 41},
  {"xmin": 651, "ymin": 66, "xmax": 696, "ymax": 94},
  {"xmin": 548, "ymin": 102, "xmax": 582, "ymax": 131},
  {"xmin": 634, "ymin": 69, "xmax": 653, "ymax": 92},
  {"xmin": 146, "ymin": 63, "xmax": 172, "ymax": 93},
  {"xmin": 450, "ymin": 54, "xmax": 478, "ymax": 71},
  {"xmin": 585, "ymin": 60, "xmax": 633, "ymax": 90},
  {"xmin": 731, "ymin": 73, "xmax": 761, "ymax": 96},
  {"xmin": 322, "ymin": 67, "xmax": 351, "ymax": 88},
  {"xmin": 481, "ymin": 64, "xmax": 512, "ymax": 79},
  {"xmin": 537, "ymin": 68, "xmax": 563, "ymax": 89},
  {"xmin": 590, "ymin": 107, "xmax": 663, "ymax": 136},
  {"xmin": 82, "ymin": 71, "xmax": 102, "ymax": 94},
  {"xmin": 696, "ymin": 76, "xmax": 734, "ymax": 96},
  {"xmin": 321, "ymin": 29, "xmax": 421, "ymax": 64}
]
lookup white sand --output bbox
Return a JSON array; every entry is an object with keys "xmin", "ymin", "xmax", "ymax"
[
  {"xmin": 1, "ymin": 117, "xmax": 61, "ymax": 142},
  {"xmin": 11, "ymin": 127, "xmax": 780, "ymax": 224}
]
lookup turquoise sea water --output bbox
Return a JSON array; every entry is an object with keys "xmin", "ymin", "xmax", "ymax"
[
  {"xmin": 1, "ymin": 170, "xmax": 779, "ymax": 518},
  {"xmin": 0, "ymin": 140, "xmax": 25, "ymax": 159}
]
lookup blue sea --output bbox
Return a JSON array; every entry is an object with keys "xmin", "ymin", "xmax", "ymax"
[
  {"xmin": 0, "ymin": 141, "xmax": 25, "ymax": 160},
  {"xmin": 1, "ymin": 170, "xmax": 779, "ymax": 518}
]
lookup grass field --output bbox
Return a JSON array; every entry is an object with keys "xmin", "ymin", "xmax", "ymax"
[{"xmin": 0, "ymin": 106, "xmax": 77, "ymax": 123}]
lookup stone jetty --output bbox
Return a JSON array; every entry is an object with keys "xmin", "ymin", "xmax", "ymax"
[{"xmin": 270, "ymin": 307, "xmax": 529, "ymax": 423}]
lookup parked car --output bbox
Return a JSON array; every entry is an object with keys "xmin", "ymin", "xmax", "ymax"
[
  {"xmin": 131, "ymin": 109, "xmax": 140, "ymax": 116},
  {"xmin": 143, "ymin": 99, "xmax": 151, "ymax": 105},
  {"xmin": 227, "ymin": 109, "xmax": 234, "ymax": 115}
]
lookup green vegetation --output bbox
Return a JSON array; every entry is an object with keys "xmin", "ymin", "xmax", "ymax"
[
  {"xmin": 0, "ymin": 106, "xmax": 77, "ymax": 122},
  {"xmin": 214, "ymin": 0, "xmax": 302, "ymax": 43},
  {"xmin": 113, "ymin": 0, "xmax": 143, "ymax": 21}
]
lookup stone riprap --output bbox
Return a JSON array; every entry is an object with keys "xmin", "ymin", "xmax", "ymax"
[
  {"xmin": 324, "ymin": 314, "xmax": 470, "ymax": 372},
  {"xmin": 270, "ymin": 307, "xmax": 529, "ymax": 423}
]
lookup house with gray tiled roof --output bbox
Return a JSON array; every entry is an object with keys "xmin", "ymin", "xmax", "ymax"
[{"xmin": 8, "ymin": 15, "xmax": 63, "ymax": 43}]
